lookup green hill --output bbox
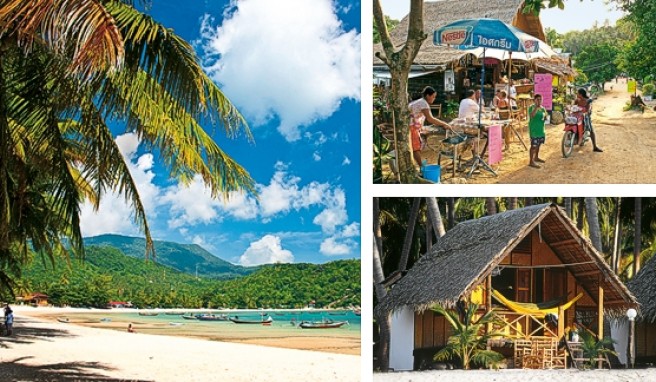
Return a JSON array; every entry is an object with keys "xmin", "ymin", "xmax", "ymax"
[
  {"xmin": 83, "ymin": 234, "xmax": 252, "ymax": 279},
  {"xmin": 16, "ymin": 245, "xmax": 360, "ymax": 309}
]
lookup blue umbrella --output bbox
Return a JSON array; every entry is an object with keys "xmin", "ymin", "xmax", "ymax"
[
  {"xmin": 434, "ymin": 18, "xmax": 540, "ymax": 53},
  {"xmin": 434, "ymin": 19, "xmax": 541, "ymax": 177}
]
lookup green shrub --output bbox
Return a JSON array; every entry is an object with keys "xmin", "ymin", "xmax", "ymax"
[{"xmin": 642, "ymin": 83, "xmax": 655, "ymax": 96}]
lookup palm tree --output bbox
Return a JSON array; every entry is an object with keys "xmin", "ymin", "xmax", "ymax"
[
  {"xmin": 585, "ymin": 198, "xmax": 603, "ymax": 252},
  {"xmin": 432, "ymin": 304, "xmax": 504, "ymax": 369},
  {"xmin": 0, "ymin": 1, "xmax": 255, "ymax": 287},
  {"xmin": 634, "ymin": 197, "xmax": 642, "ymax": 276}
]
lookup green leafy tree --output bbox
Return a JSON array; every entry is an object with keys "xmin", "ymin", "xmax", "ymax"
[
  {"xmin": 577, "ymin": 329, "xmax": 617, "ymax": 369},
  {"xmin": 574, "ymin": 44, "xmax": 620, "ymax": 88}
]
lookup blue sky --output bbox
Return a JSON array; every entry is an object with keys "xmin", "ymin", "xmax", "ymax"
[{"xmin": 80, "ymin": 0, "xmax": 361, "ymax": 266}]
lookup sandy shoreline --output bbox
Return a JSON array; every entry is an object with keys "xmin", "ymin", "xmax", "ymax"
[
  {"xmin": 1, "ymin": 307, "xmax": 361, "ymax": 381},
  {"xmin": 374, "ymin": 368, "xmax": 656, "ymax": 382},
  {"xmin": 16, "ymin": 306, "xmax": 360, "ymax": 355}
]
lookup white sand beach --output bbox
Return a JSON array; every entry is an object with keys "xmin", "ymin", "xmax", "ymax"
[
  {"xmin": 373, "ymin": 369, "xmax": 656, "ymax": 382},
  {"xmin": 1, "ymin": 307, "xmax": 361, "ymax": 381},
  {"xmin": 374, "ymin": 368, "xmax": 656, "ymax": 382}
]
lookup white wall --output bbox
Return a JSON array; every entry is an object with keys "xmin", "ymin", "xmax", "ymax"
[
  {"xmin": 390, "ymin": 306, "xmax": 415, "ymax": 371},
  {"xmin": 610, "ymin": 318, "xmax": 629, "ymax": 366}
]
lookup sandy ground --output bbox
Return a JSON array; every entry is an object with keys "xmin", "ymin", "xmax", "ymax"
[
  {"xmin": 0, "ymin": 307, "xmax": 361, "ymax": 381},
  {"xmin": 420, "ymin": 78, "xmax": 656, "ymax": 184},
  {"xmin": 374, "ymin": 368, "xmax": 656, "ymax": 382},
  {"xmin": 30, "ymin": 309, "xmax": 360, "ymax": 355}
]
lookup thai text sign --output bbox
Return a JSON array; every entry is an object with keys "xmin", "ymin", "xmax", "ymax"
[
  {"xmin": 476, "ymin": 35, "xmax": 512, "ymax": 50},
  {"xmin": 628, "ymin": 80, "xmax": 636, "ymax": 93},
  {"xmin": 534, "ymin": 73, "xmax": 553, "ymax": 110},
  {"xmin": 487, "ymin": 124, "xmax": 503, "ymax": 165}
]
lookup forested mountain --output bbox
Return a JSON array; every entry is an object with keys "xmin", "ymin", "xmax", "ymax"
[
  {"xmin": 15, "ymin": 245, "xmax": 360, "ymax": 309},
  {"xmin": 84, "ymin": 235, "xmax": 253, "ymax": 279}
]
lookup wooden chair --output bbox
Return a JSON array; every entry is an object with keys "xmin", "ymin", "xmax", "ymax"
[{"xmin": 430, "ymin": 104, "xmax": 442, "ymax": 118}]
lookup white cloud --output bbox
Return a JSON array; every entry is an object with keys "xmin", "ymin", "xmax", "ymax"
[
  {"xmin": 342, "ymin": 156, "xmax": 351, "ymax": 165},
  {"xmin": 313, "ymin": 152, "xmax": 321, "ymax": 161},
  {"xmin": 340, "ymin": 222, "xmax": 360, "ymax": 237},
  {"xmin": 199, "ymin": 0, "xmax": 360, "ymax": 141},
  {"xmin": 239, "ymin": 235, "xmax": 294, "ymax": 266},
  {"xmin": 312, "ymin": 188, "xmax": 347, "ymax": 233},
  {"xmin": 80, "ymin": 133, "xmax": 160, "ymax": 237},
  {"xmin": 320, "ymin": 237, "xmax": 353, "ymax": 256}
]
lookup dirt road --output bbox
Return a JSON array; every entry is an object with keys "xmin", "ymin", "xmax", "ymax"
[{"xmin": 442, "ymin": 79, "xmax": 656, "ymax": 184}]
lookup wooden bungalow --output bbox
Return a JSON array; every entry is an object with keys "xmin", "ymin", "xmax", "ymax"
[
  {"xmin": 374, "ymin": 0, "xmax": 549, "ymax": 103},
  {"xmin": 377, "ymin": 203, "xmax": 637, "ymax": 370},
  {"xmin": 21, "ymin": 293, "xmax": 49, "ymax": 306},
  {"xmin": 627, "ymin": 256, "xmax": 656, "ymax": 364}
]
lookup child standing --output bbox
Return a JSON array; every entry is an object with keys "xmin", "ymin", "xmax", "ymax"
[{"xmin": 528, "ymin": 94, "xmax": 547, "ymax": 168}]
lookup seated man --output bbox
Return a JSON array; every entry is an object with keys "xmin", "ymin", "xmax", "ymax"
[{"xmin": 458, "ymin": 89, "xmax": 480, "ymax": 120}]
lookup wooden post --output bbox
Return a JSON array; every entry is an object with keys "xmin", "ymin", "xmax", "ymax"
[
  {"xmin": 558, "ymin": 305, "xmax": 565, "ymax": 339},
  {"xmin": 598, "ymin": 284, "xmax": 604, "ymax": 369},
  {"xmin": 486, "ymin": 275, "xmax": 492, "ymax": 351},
  {"xmin": 597, "ymin": 286, "xmax": 604, "ymax": 339}
]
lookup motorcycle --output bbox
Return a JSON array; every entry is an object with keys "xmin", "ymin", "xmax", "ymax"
[{"xmin": 561, "ymin": 101, "xmax": 593, "ymax": 158}]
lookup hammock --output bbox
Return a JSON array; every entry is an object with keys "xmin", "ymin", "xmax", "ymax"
[{"xmin": 492, "ymin": 289, "xmax": 583, "ymax": 319}]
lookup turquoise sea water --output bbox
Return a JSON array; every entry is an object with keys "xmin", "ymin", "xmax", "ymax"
[{"xmin": 62, "ymin": 309, "xmax": 361, "ymax": 338}]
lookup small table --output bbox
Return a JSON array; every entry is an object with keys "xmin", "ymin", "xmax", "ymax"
[{"xmin": 450, "ymin": 118, "xmax": 513, "ymax": 177}]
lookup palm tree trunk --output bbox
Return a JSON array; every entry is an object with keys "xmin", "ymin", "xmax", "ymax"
[
  {"xmin": 373, "ymin": 198, "xmax": 383, "ymax": 256},
  {"xmin": 585, "ymin": 197, "xmax": 603, "ymax": 252},
  {"xmin": 486, "ymin": 197, "xmax": 497, "ymax": 215},
  {"xmin": 577, "ymin": 198, "xmax": 585, "ymax": 231},
  {"xmin": 373, "ymin": 235, "xmax": 390, "ymax": 371},
  {"xmin": 425, "ymin": 217, "xmax": 433, "ymax": 249},
  {"xmin": 507, "ymin": 197, "xmax": 518, "ymax": 210},
  {"xmin": 446, "ymin": 197, "xmax": 455, "ymax": 229},
  {"xmin": 525, "ymin": 197, "xmax": 534, "ymax": 207},
  {"xmin": 398, "ymin": 198, "xmax": 421, "ymax": 271},
  {"xmin": 426, "ymin": 197, "xmax": 446, "ymax": 239},
  {"xmin": 564, "ymin": 197, "xmax": 572, "ymax": 219},
  {"xmin": 611, "ymin": 198, "xmax": 622, "ymax": 274},
  {"xmin": 634, "ymin": 197, "xmax": 642, "ymax": 276}
]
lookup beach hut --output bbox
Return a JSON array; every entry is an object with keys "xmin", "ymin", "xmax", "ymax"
[
  {"xmin": 23, "ymin": 293, "xmax": 49, "ymax": 306},
  {"xmin": 627, "ymin": 256, "xmax": 656, "ymax": 364},
  {"xmin": 373, "ymin": 0, "xmax": 552, "ymax": 104},
  {"xmin": 376, "ymin": 203, "xmax": 636, "ymax": 370}
]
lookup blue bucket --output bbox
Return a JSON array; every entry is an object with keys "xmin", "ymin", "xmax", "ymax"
[{"xmin": 423, "ymin": 165, "xmax": 441, "ymax": 183}]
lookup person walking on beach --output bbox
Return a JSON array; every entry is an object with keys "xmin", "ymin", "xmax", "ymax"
[
  {"xmin": 127, "ymin": 323, "xmax": 136, "ymax": 333},
  {"xmin": 528, "ymin": 94, "xmax": 547, "ymax": 168},
  {"xmin": 4, "ymin": 304, "xmax": 14, "ymax": 336}
]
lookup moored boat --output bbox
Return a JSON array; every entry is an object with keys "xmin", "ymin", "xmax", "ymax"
[
  {"xmin": 196, "ymin": 314, "xmax": 228, "ymax": 321},
  {"xmin": 229, "ymin": 316, "xmax": 273, "ymax": 324},
  {"xmin": 181, "ymin": 314, "xmax": 198, "ymax": 320},
  {"xmin": 138, "ymin": 312, "xmax": 159, "ymax": 316},
  {"xmin": 299, "ymin": 320, "xmax": 348, "ymax": 329}
]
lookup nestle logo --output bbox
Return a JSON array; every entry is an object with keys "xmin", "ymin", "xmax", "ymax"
[{"xmin": 441, "ymin": 29, "xmax": 467, "ymax": 44}]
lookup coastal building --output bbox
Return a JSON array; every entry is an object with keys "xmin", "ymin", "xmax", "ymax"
[
  {"xmin": 627, "ymin": 254, "xmax": 656, "ymax": 364},
  {"xmin": 377, "ymin": 203, "xmax": 637, "ymax": 370},
  {"xmin": 108, "ymin": 301, "xmax": 133, "ymax": 309},
  {"xmin": 20, "ymin": 292, "xmax": 49, "ymax": 306},
  {"xmin": 373, "ymin": 0, "xmax": 574, "ymax": 108}
]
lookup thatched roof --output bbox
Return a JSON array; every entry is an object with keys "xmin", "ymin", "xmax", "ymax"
[
  {"xmin": 534, "ymin": 58, "xmax": 578, "ymax": 77},
  {"xmin": 374, "ymin": 0, "xmax": 531, "ymax": 66},
  {"xmin": 628, "ymin": 257, "xmax": 656, "ymax": 323},
  {"xmin": 376, "ymin": 203, "xmax": 637, "ymax": 315}
]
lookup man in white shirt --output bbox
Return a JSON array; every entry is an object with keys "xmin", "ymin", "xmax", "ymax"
[{"xmin": 458, "ymin": 89, "xmax": 480, "ymax": 119}]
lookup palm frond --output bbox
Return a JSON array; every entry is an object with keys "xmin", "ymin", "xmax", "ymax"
[
  {"xmin": 0, "ymin": 0, "xmax": 124, "ymax": 79},
  {"xmin": 105, "ymin": 1, "xmax": 249, "ymax": 138}
]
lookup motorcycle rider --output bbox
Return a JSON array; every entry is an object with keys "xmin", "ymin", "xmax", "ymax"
[{"xmin": 574, "ymin": 89, "xmax": 603, "ymax": 152}]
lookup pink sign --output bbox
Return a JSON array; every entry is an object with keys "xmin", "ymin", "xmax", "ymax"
[
  {"xmin": 487, "ymin": 124, "xmax": 503, "ymax": 165},
  {"xmin": 534, "ymin": 73, "xmax": 553, "ymax": 110}
]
